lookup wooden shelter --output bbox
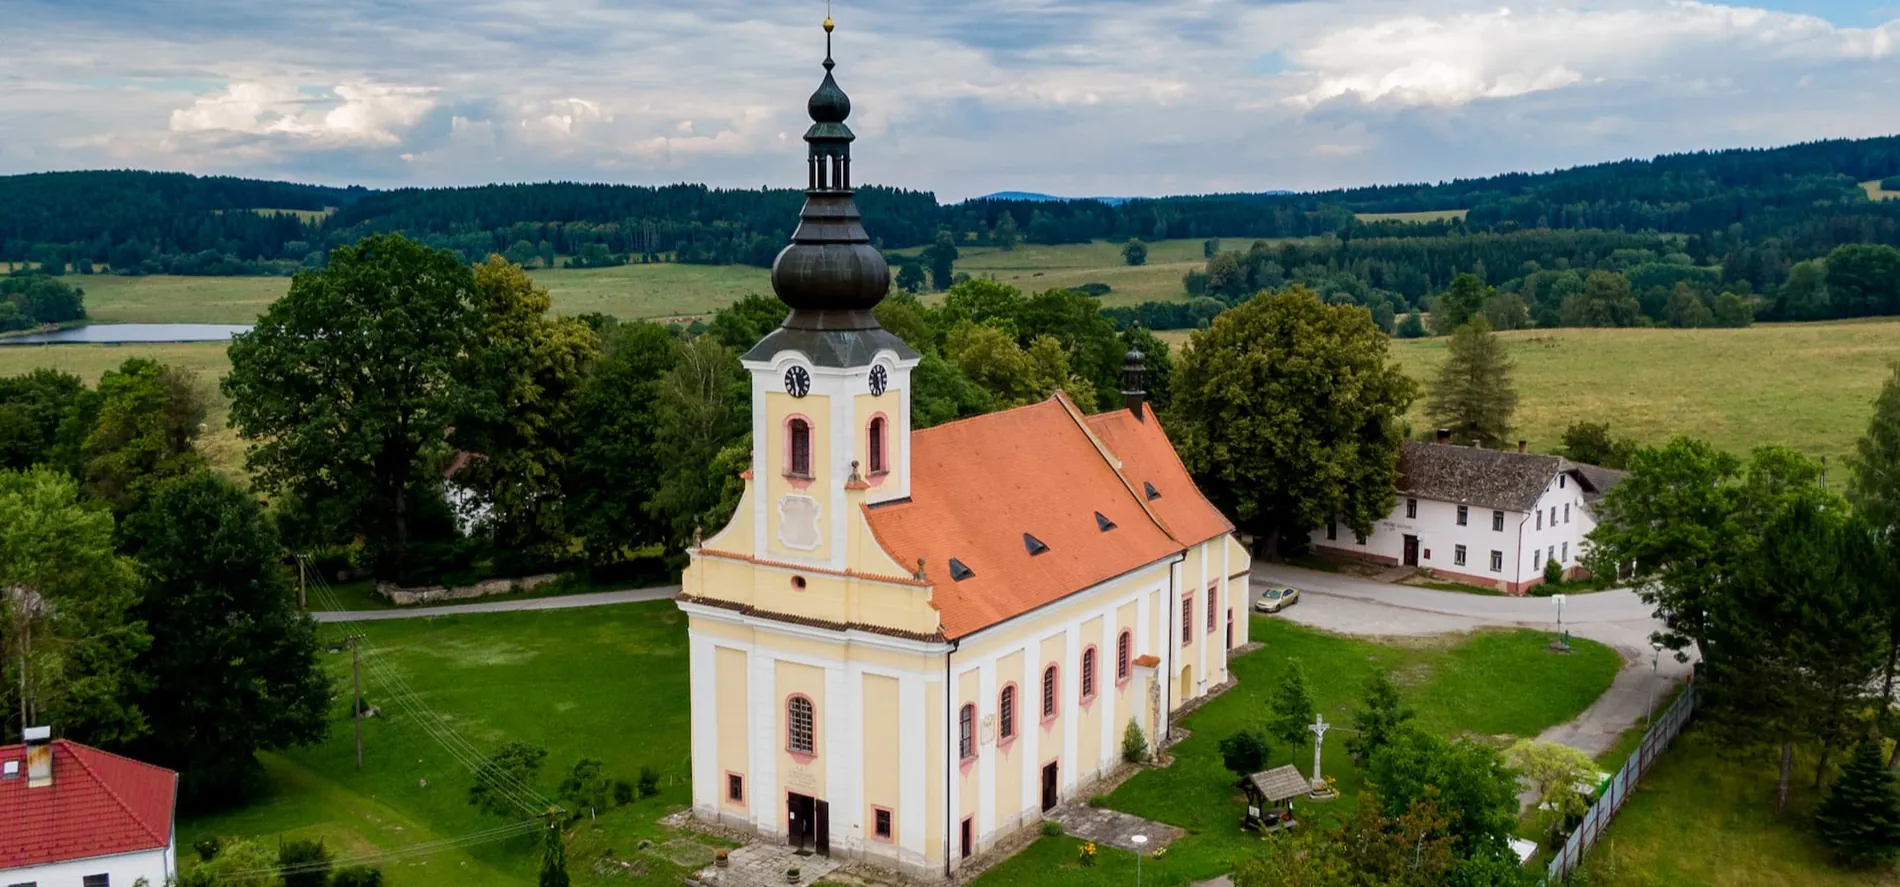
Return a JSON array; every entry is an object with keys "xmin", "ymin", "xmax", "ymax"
[{"xmin": 1241, "ymin": 765, "xmax": 1309, "ymax": 832}]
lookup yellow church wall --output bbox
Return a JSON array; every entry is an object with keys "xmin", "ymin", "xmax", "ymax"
[
  {"xmin": 1112, "ymin": 599, "xmax": 1140, "ymax": 735},
  {"xmin": 953, "ymin": 561, "xmax": 1173, "ymax": 663},
  {"xmin": 703, "ymin": 481, "xmax": 756, "ymax": 553},
  {"xmin": 991, "ymin": 650, "xmax": 1024, "ymax": 825},
  {"xmin": 924, "ymin": 678, "xmax": 946, "ymax": 863},
  {"xmin": 716, "ymin": 646, "xmax": 751, "ymax": 811},
  {"xmin": 955, "ymin": 667, "xmax": 980, "ymax": 827},
  {"xmin": 861, "ymin": 673, "xmax": 901, "ymax": 846},
  {"xmin": 852, "ymin": 392, "xmax": 901, "ymax": 490},
  {"xmin": 1076, "ymin": 615, "xmax": 1105, "ymax": 777},
  {"xmin": 683, "ymin": 553, "xmax": 941, "ymax": 639},
  {"xmin": 775, "ymin": 660, "xmax": 828, "ymax": 824},
  {"xmin": 1037, "ymin": 631, "xmax": 1068, "ymax": 749},
  {"xmin": 764, "ymin": 390, "xmax": 833, "ymax": 562}
]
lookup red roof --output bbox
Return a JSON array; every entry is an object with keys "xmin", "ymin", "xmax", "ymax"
[
  {"xmin": 864, "ymin": 395, "xmax": 1224, "ymax": 639},
  {"xmin": 1, "ymin": 740, "xmax": 177, "ymax": 869},
  {"xmin": 1086, "ymin": 404, "xmax": 1235, "ymax": 547}
]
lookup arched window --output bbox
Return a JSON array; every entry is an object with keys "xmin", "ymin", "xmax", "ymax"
[
  {"xmin": 788, "ymin": 419, "xmax": 812, "ymax": 477},
  {"xmin": 1117, "ymin": 631, "xmax": 1131, "ymax": 681},
  {"xmin": 1042, "ymin": 665, "xmax": 1058, "ymax": 719},
  {"xmin": 998, "ymin": 686, "xmax": 1016, "ymax": 740},
  {"xmin": 958, "ymin": 704, "xmax": 975, "ymax": 759},
  {"xmin": 787, "ymin": 696, "xmax": 815, "ymax": 755},
  {"xmin": 1081, "ymin": 648, "xmax": 1097, "ymax": 700},
  {"xmin": 868, "ymin": 417, "xmax": 887, "ymax": 474}
]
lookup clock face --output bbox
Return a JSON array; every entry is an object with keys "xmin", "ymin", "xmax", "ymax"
[
  {"xmin": 784, "ymin": 365, "xmax": 812, "ymax": 398},
  {"xmin": 869, "ymin": 365, "xmax": 888, "ymax": 397}
]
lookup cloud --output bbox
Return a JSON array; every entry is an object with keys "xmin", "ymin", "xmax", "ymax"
[{"xmin": 0, "ymin": 0, "xmax": 1896, "ymax": 198}]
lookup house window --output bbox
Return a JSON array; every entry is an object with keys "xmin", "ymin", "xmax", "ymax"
[
  {"xmin": 1207, "ymin": 590, "xmax": 1218, "ymax": 633},
  {"xmin": 1564, "ymin": 503, "xmax": 1571, "ymax": 523},
  {"xmin": 1533, "ymin": 548, "xmax": 1542, "ymax": 568},
  {"xmin": 1117, "ymin": 631, "xmax": 1131, "ymax": 681},
  {"xmin": 1536, "ymin": 511, "xmax": 1543, "ymax": 530},
  {"xmin": 1042, "ymin": 666, "xmax": 1058, "ymax": 719},
  {"xmin": 1081, "ymin": 648, "xmax": 1097, "ymax": 700},
  {"xmin": 868, "ymin": 417, "xmax": 887, "ymax": 474},
  {"xmin": 787, "ymin": 418, "xmax": 812, "ymax": 477},
  {"xmin": 1563, "ymin": 542, "xmax": 1569, "ymax": 562},
  {"xmin": 1454, "ymin": 544, "xmax": 1467, "ymax": 566},
  {"xmin": 959, "ymin": 704, "xmax": 975, "ymax": 759},
  {"xmin": 1489, "ymin": 550, "xmax": 1503, "ymax": 572},
  {"xmin": 727, "ymin": 773, "xmax": 745, "ymax": 803},
  {"xmin": 1182, "ymin": 590, "xmax": 1194, "ymax": 645},
  {"xmin": 1406, "ymin": 498, "xmax": 1418, "ymax": 519},
  {"xmin": 1492, "ymin": 510, "xmax": 1505, "ymax": 532},
  {"xmin": 1456, "ymin": 505, "xmax": 1469, "ymax": 526},
  {"xmin": 1327, "ymin": 520, "xmax": 1338, "ymax": 541},
  {"xmin": 1561, "ymin": 475, "xmax": 1567, "ymax": 489},
  {"xmin": 999, "ymin": 685, "xmax": 1016, "ymax": 740},
  {"xmin": 787, "ymin": 696, "xmax": 815, "ymax": 755},
  {"xmin": 83, "ymin": 878, "xmax": 108, "ymax": 887},
  {"xmin": 874, "ymin": 807, "xmax": 893, "ymax": 840},
  {"xmin": 1551, "ymin": 506, "xmax": 1558, "ymax": 525}
]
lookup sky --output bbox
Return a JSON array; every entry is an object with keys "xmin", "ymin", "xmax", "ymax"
[{"xmin": 1, "ymin": 0, "xmax": 1896, "ymax": 201}]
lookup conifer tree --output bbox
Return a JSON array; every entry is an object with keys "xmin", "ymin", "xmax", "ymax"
[
  {"xmin": 1426, "ymin": 315, "xmax": 1518, "ymax": 448},
  {"xmin": 1815, "ymin": 741, "xmax": 1900, "ymax": 867},
  {"xmin": 1345, "ymin": 673, "xmax": 1414, "ymax": 763},
  {"xmin": 1270, "ymin": 659, "xmax": 1317, "ymax": 749}
]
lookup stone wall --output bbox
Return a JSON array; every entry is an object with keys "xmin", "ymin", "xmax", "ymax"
[{"xmin": 375, "ymin": 573, "xmax": 561, "ymax": 606}]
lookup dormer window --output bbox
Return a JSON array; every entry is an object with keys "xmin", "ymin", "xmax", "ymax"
[
  {"xmin": 1023, "ymin": 533, "xmax": 1049, "ymax": 556},
  {"xmin": 867, "ymin": 417, "xmax": 887, "ymax": 474},
  {"xmin": 1095, "ymin": 512, "xmax": 1116, "ymax": 531},
  {"xmin": 788, "ymin": 418, "xmax": 812, "ymax": 477},
  {"xmin": 949, "ymin": 558, "xmax": 975, "ymax": 581},
  {"xmin": 1144, "ymin": 482, "xmax": 1161, "ymax": 501}
]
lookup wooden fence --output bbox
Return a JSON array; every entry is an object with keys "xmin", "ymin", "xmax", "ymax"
[{"xmin": 1545, "ymin": 679, "xmax": 1698, "ymax": 882}]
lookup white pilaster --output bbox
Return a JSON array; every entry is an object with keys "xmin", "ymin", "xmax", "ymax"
[
  {"xmin": 750, "ymin": 650, "xmax": 778, "ymax": 832},
  {"xmin": 1098, "ymin": 612, "xmax": 1116, "ymax": 778},
  {"xmin": 1198, "ymin": 542, "xmax": 1210, "ymax": 694},
  {"xmin": 689, "ymin": 633, "xmax": 718, "ymax": 816},
  {"xmin": 977, "ymin": 659, "xmax": 996, "ymax": 840},
  {"xmin": 829, "ymin": 378, "xmax": 852, "ymax": 571},
  {"xmin": 1061, "ymin": 624, "xmax": 1080, "ymax": 792},
  {"xmin": 825, "ymin": 663, "xmax": 857, "ymax": 852},
  {"xmin": 1019, "ymin": 642, "xmax": 1039, "ymax": 818},
  {"xmin": 947, "ymin": 668, "xmax": 962, "ymax": 867}
]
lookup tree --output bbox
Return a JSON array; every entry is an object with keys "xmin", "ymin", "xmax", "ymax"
[
  {"xmin": 648, "ymin": 336, "xmax": 747, "ymax": 549},
  {"xmin": 1203, "ymin": 238, "xmax": 1221, "ymax": 259},
  {"xmin": 224, "ymin": 234, "xmax": 483, "ymax": 580},
  {"xmin": 1814, "ymin": 741, "xmax": 1900, "ymax": 867},
  {"xmin": 0, "ymin": 467, "xmax": 147, "ymax": 745},
  {"xmin": 1425, "ymin": 316, "xmax": 1517, "ymax": 448},
  {"xmin": 1167, "ymin": 286, "xmax": 1416, "ymax": 556},
  {"xmin": 1664, "ymin": 284, "xmax": 1714, "ymax": 328},
  {"xmin": 0, "ymin": 369, "xmax": 88, "ymax": 472},
  {"xmin": 1775, "ymin": 260, "xmax": 1829, "ymax": 321},
  {"xmin": 540, "ymin": 814, "xmax": 571, "ymax": 887},
  {"xmin": 558, "ymin": 758, "xmax": 612, "ymax": 818},
  {"xmin": 1122, "ymin": 239, "xmax": 1148, "ymax": 266},
  {"xmin": 1505, "ymin": 740, "xmax": 1595, "ymax": 841},
  {"xmin": 1345, "ymin": 673, "xmax": 1414, "ymax": 764},
  {"xmin": 503, "ymin": 240, "xmax": 537, "ymax": 267},
  {"xmin": 1367, "ymin": 727, "xmax": 1520, "ymax": 859},
  {"xmin": 1429, "ymin": 273, "xmax": 1489, "ymax": 334},
  {"xmin": 120, "ymin": 471, "xmax": 332, "ymax": 808},
  {"xmin": 1561, "ymin": 271, "xmax": 1641, "ymax": 327},
  {"xmin": 277, "ymin": 838, "xmax": 333, "ymax": 887},
  {"xmin": 566, "ymin": 320, "xmax": 679, "ymax": 564},
  {"xmin": 80, "ymin": 358, "xmax": 207, "ymax": 516},
  {"xmin": 1559, "ymin": 421, "xmax": 1635, "ymax": 469},
  {"xmin": 178, "ymin": 838, "xmax": 277, "ymax": 887},
  {"xmin": 895, "ymin": 260, "xmax": 926, "ymax": 294},
  {"xmin": 1825, "ymin": 244, "xmax": 1900, "ymax": 317},
  {"xmin": 1270, "ymin": 660, "xmax": 1317, "ymax": 748},
  {"xmin": 1850, "ymin": 364, "xmax": 1900, "ymax": 738},
  {"xmin": 1713, "ymin": 292, "xmax": 1753, "ymax": 328},
  {"xmin": 993, "ymin": 212, "xmax": 1020, "ymax": 251},
  {"xmin": 1218, "ymin": 729, "xmax": 1271, "ymax": 778},
  {"xmin": 926, "ymin": 229, "xmax": 959, "ymax": 291},
  {"xmin": 469, "ymin": 741, "xmax": 548, "ymax": 820},
  {"xmin": 1122, "ymin": 718, "xmax": 1149, "ymax": 764},
  {"xmin": 450, "ymin": 258, "xmax": 600, "ymax": 553},
  {"xmin": 1396, "ymin": 310, "xmax": 1427, "ymax": 339},
  {"xmin": 1232, "ymin": 826, "xmax": 1353, "ymax": 887}
]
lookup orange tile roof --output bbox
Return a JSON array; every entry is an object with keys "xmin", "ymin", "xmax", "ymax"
[
  {"xmin": 1, "ymin": 739, "xmax": 177, "ymax": 869},
  {"xmin": 1086, "ymin": 404, "xmax": 1235, "ymax": 546},
  {"xmin": 863, "ymin": 395, "xmax": 1201, "ymax": 639}
]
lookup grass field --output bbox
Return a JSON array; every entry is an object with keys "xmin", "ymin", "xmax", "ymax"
[
  {"xmin": 1355, "ymin": 209, "xmax": 1470, "ymax": 223},
  {"xmin": 895, "ymin": 238, "xmax": 1229, "ymax": 307},
  {"xmin": 970, "ymin": 618, "xmax": 1619, "ymax": 887},
  {"xmin": 0, "ymin": 341, "xmax": 244, "ymax": 473},
  {"xmin": 179, "ymin": 601, "xmax": 711, "ymax": 887},
  {"xmin": 1860, "ymin": 181, "xmax": 1899, "ymax": 202},
  {"xmin": 1579, "ymin": 727, "xmax": 1886, "ymax": 887}
]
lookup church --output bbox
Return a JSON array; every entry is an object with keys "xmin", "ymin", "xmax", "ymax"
[{"xmin": 676, "ymin": 19, "xmax": 1251, "ymax": 879}]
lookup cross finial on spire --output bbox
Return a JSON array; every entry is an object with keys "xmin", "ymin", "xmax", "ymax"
[{"xmin": 824, "ymin": 2, "xmax": 835, "ymax": 66}]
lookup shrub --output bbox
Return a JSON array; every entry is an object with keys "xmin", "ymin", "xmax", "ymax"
[
  {"xmin": 559, "ymin": 758, "xmax": 612, "ymax": 817},
  {"xmin": 469, "ymin": 741, "xmax": 547, "ymax": 820},
  {"xmin": 1544, "ymin": 558, "xmax": 1564, "ymax": 587},
  {"xmin": 277, "ymin": 838, "xmax": 332, "ymax": 887},
  {"xmin": 1122, "ymin": 719, "xmax": 1149, "ymax": 764},
  {"xmin": 637, "ymin": 764, "xmax": 662, "ymax": 798},
  {"xmin": 613, "ymin": 778, "xmax": 636, "ymax": 806},
  {"xmin": 1072, "ymin": 282, "xmax": 1112, "ymax": 297},
  {"xmin": 333, "ymin": 867, "xmax": 385, "ymax": 887},
  {"xmin": 1040, "ymin": 820, "xmax": 1065, "ymax": 837},
  {"xmin": 194, "ymin": 837, "xmax": 223, "ymax": 862},
  {"xmin": 1217, "ymin": 729, "xmax": 1271, "ymax": 777}
]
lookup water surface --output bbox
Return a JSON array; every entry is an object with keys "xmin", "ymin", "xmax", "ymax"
[{"xmin": 0, "ymin": 323, "xmax": 252, "ymax": 345}]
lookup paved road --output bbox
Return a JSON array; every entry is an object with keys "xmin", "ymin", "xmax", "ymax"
[
  {"xmin": 310, "ymin": 586, "xmax": 679, "ymax": 623},
  {"xmin": 1250, "ymin": 564, "xmax": 1695, "ymax": 760}
]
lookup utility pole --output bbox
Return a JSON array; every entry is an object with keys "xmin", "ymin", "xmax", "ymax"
[
  {"xmin": 296, "ymin": 554, "xmax": 307, "ymax": 611},
  {"xmin": 348, "ymin": 635, "xmax": 364, "ymax": 770}
]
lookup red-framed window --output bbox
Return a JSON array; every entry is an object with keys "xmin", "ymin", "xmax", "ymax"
[
  {"xmin": 787, "ymin": 695, "xmax": 815, "ymax": 755},
  {"xmin": 998, "ymin": 685, "xmax": 1016, "ymax": 741},
  {"xmin": 1116, "ymin": 631, "xmax": 1131, "ymax": 681},
  {"xmin": 1081, "ymin": 647, "xmax": 1097, "ymax": 700},
  {"xmin": 1041, "ymin": 665, "xmax": 1058, "ymax": 720},
  {"xmin": 868, "ymin": 417, "xmax": 887, "ymax": 474},
  {"xmin": 787, "ymin": 418, "xmax": 813, "ymax": 477},
  {"xmin": 1206, "ymin": 586, "xmax": 1218, "ymax": 633},
  {"xmin": 958, "ymin": 704, "xmax": 975, "ymax": 759},
  {"xmin": 1182, "ymin": 589, "xmax": 1194, "ymax": 645}
]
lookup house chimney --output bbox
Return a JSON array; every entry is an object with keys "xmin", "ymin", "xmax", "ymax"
[
  {"xmin": 24, "ymin": 725, "xmax": 51, "ymax": 788},
  {"xmin": 1435, "ymin": 428, "xmax": 1451, "ymax": 444},
  {"xmin": 1121, "ymin": 344, "xmax": 1147, "ymax": 421},
  {"xmin": 1518, "ymin": 440, "xmax": 1528, "ymax": 454}
]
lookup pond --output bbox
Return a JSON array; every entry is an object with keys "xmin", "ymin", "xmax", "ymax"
[{"xmin": 0, "ymin": 323, "xmax": 253, "ymax": 345}]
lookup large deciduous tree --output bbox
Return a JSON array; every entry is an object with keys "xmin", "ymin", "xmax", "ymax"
[
  {"xmin": 0, "ymin": 467, "xmax": 147, "ymax": 744},
  {"xmin": 1166, "ymin": 286, "xmax": 1416, "ymax": 556},
  {"xmin": 81, "ymin": 358, "xmax": 207, "ymax": 516},
  {"xmin": 566, "ymin": 320, "xmax": 680, "ymax": 564},
  {"xmin": 648, "ymin": 336, "xmax": 747, "ymax": 550},
  {"xmin": 225, "ymin": 234, "xmax": 484, "ymax": 580},
  {"xmin": 120, "ymin": 471, "xmax": 333, "ymax": 808},
  {"xmin": 1425, "ymin": 316, "xmax": 1517, "ymax": 448},
  {"xmin": 1366, "ymin": 727, "xmax": 1520, "ymax": 861}
]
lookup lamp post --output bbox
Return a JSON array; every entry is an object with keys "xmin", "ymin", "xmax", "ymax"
[
  {"xmin": 1646, "ymin": 641, "xmax": 1663, "ymax": 729},
  {"xmin": 1131, "ymin": 834, "xmax": 1147, "ymax": 887}
]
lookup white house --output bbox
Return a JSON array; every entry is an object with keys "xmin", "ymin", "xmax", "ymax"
[
  {"xmin": 1, "ymin": 727, "xmax": 179, "ymax": 887},
  {"xmin": 1310, "ymin": 438, "xmax": 1626, "ymax": 594}
]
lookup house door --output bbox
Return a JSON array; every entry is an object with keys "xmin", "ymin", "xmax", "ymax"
[
  {"xmin": 1041, "ymin": 761, "xmax": 1059, "ymax": 811},
  {"xmin": 1403, "ymin": 535, "xmax": 1420, "ymax": 567},
  {"xmin": 787, "ymin": 793, "xmax": 816, "ymax": 852},
  {"xmin": 814, "ymin": 799, "xmax": 830, "ymax": 857},
  {"xmin": 1226, "ymin": 610, "xmax": 1234, "ymax": 649}
]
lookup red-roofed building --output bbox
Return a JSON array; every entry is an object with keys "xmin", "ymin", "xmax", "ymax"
[
  {"xmin": 671, "ymin": 25, "xmax": 1248, "ymax": 879},
  {"xmin": 2, "ymin": 728, "xmax": 179, "ymax": 887}
]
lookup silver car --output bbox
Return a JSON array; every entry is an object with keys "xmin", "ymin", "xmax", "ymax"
[{"xmin": 1253, "ymin": 585, "xmax": 1301, "ymax": 613}]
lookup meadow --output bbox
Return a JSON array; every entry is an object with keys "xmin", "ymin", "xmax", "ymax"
[
  {"xmin": 970, "ymin": 619, "xmax": 1619, "ymax": 887},
  {"xmin": 1861, "ymin": 180, "xmax": 1898, "ymax": 202},
  {"xmin": 893, "ymin": 237, "xmax": 1221, "ymax": 307},
  {"xmin": 1354, "ymin": 209, "xmax": 1470, "ymax": 223}
]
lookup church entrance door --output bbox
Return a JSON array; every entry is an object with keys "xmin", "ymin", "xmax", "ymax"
[
  {"xmin": 1041, "ymin": 761, "xmax": 1059, "ymax": 812},
  {"xmin": 787, "ymin": 792, "xmax": 819, "ymax": 853}
]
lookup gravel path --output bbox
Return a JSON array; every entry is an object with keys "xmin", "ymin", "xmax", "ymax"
[{"xmin": 310, "ymin": 586, "xmax": 680, "ymax": 622}]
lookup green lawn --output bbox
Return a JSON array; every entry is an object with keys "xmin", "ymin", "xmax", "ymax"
[
  {"xmin": 897, "ymin": 237, "xmax": 1248, "ymax": 308},
  {"xmin": 179, "ymin": 601, "xmax": 711, "ymax": 887},
  {"xmin": 1578, "ymin": 727, "xmax": 1888, "ymax": 887},
  {"xmin": 970, "ymin": 618, "xmax": 1620, "ymax": 887}
]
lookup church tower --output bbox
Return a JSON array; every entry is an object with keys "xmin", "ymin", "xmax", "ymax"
[{"xmin": 738, "ymin": 17, "xmax": 921, "ymax": 571}]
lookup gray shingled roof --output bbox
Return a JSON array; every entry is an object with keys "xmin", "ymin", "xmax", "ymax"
[
  {"xmin": 742, "ymin": 326, "xmax": 920, "ymax": 367},
  {"xmin": 1399, "ymin": 441, "xmax": 1563, "ymax": 513},
  {"xmin": 1246, "ymin": 765, "xmax": 1311, "ymax": 803},
  {"xmin": 1569, "ymin": 462, "xmax": 1629, "ymax": 505}
]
